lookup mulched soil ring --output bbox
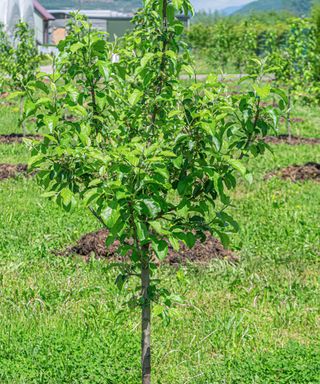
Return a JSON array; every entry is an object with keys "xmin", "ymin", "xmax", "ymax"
[
  {"xmin": 264, "ymin": 134, "xmax": 320, "ymax": 145},
  {"xmin": 0, "ymin": 163, "xmax": 28, "ymax": 180},
  {"xmin": 0, "ymin": 133, "xmax": 42, "ymax": 144},
  {"xmin": 57, "ymin": 229, "xmax": 238, "ymax": 265},
  {"xmin": 265, "ymin": 162, "xmax": 320, "ymax": 183}
]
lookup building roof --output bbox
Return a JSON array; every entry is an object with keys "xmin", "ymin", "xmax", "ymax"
[
  {"xmin": 48, "ymin": 9, "xmax": 133, "ymax": 20},
  {"xmin": 33, "ymin": 0, "xmax": 55, "ymax": 21}
]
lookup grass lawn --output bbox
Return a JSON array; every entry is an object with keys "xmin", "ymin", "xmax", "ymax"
[{"xmin": 0, "ymin": 98, "xmax": 319, "ymax": 383}]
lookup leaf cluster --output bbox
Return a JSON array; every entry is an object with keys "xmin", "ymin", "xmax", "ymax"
[{"xmin": 25, "ymin": 2, "xmax": 285, "ymax": 304}]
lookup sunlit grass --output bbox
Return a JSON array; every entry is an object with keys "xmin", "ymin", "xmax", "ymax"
[{"xmin": 0, "ymin": 102, "xmax": 319, "ymax": 383}]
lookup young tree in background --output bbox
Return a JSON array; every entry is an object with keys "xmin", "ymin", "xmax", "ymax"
[
  {"xmin": 234, "ymin": 20, "xmax": 258, "ymax": 75},
  {"xmin": 1, "ymin": 22, "xmax": 40, "ymax": 134},
  {"xmin": 266, "ymin": 18, "xmax": 315, "ymax": 138},
  {"xmin": 0, "ymin": 24, "xmax": 10, "ymax": 92}
]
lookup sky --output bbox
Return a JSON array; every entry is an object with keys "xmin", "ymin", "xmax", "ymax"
[{"xmin": 192, "ymin": 0, "xmax": 252, "ymax": 11}]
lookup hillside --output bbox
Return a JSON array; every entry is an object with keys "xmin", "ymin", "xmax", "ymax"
[
  {"xmin": 234, "ymin": 0, "xmax": 312, "ymax": 16},
  {"xmin": 37, "ymin": 0, "xmax": 315, "ymax": 16}
]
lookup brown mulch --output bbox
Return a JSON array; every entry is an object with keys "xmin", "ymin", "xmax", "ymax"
[
  {"xmin": 57, "ymin": 229, "xmax": 238, "ymax": 265},
  {"xmin": 0, "ymin": 134, "xmax": 42, "ymax": 144},
  {"xmin": 265, "ymin": 162, "xmax": 320, "ymax": 183},
  {"xmin": 0, "ymin": 163, "xmax": 28, "ymax": 180},
  {"xmin": 264, "ymin": 134, "xmax": 320, "ymax": 145}
]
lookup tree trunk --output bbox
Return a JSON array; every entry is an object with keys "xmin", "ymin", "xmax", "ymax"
[
  {"xmin": 141, "ymin": 257, "xmax": 151, "ymax": 384},
  {"xmin": 286, "ymin": 88, "xmax": 291, "ymax": 141},
  {"xmin": 20, "ymin": 97, "xmax": 26, "ymax": 136}
]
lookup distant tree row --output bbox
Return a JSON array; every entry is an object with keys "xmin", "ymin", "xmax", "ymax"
[
  {"xmin": 187, "ymin": 15, "xmax": 292, "ymax": 73},
  {"xmin": 188, "ymin": 7, "xmax": 320, "ymax": 139}
]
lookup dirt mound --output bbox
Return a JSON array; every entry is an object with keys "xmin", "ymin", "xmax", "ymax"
[
  {"xmin": 0, "ymin": 134, "xmax": 42, "ymax": 144},
  {"xmin": 265, "ymin": 162, "xmax": 320, "ymax": 182},
  {"xmin": 265, "ymin": 134, "xmax": 320, "ymax": 145},
  {"xmin": 0, "ymin": 163, "xmax": 28, "ymax": 180},
  {"xmin": 58, "ymin": 229, "xmax": 238, "ymax": 265}
]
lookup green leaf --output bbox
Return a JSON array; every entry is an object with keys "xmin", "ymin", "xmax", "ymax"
[
  {"xmin": 98, "ymin": 61, "xmax": 109, "ymax": 81},
  {"xmin": 218, "ymin": 212, "xmax": 239, "ymax": 232},
  {"xmin": 254, "ymin": 84, "xmax": 271, "ymax": 99},
  {"xmin": 128, "ymin": 90, "xmax": 143, "ymax": 106},
  {"xmin": 149, "ymin": 221, "xmax": 169, "ymax": 235},
  {"xmin": 60, "ymin": 188, "xmax": 73, "ymax": 206},
  {"xmin": 216, "ymin": 230, "xmax": 230, "ymax": 248},
  {"xmin": 152, "ymin": 239, "xmax": 168, "ymax": 260},
  {"xmin": 185, "ymin": 232, "xmax": 196, "ymax": 249},
  {"xmin": 24, "ymin": 99, "xmax": 36, "ymax": 117},
  {"xmin": 175, "ymin": 231, "xmax": 196, "ymax": 248},
  {"xmin": 34, "ymin": 80, "xmax": 49, "ymax": 94},
  {"xmin": 172, "ymin": 0, "xmax": 183, "ymax": 10},
  {"xmin": 92, "ymin": 39, "xmax": 106, "ymax": 53},
  {"xmin": 106, "ymin": 233, "xmax": 116, "ymax": 246},
  {"xmin": 70, "ymin": 42, "xmax": 84, "ymax": 53},
  {"xmin": 115, "ymin": 274, "xmax": 127, "ymax": 291},
  {"xmin": 168, "ymin": 235, "xmax": 180, "ymax": 251},
  {"xmin": 102, "ymin": 206, "xmax": 120, "ymax": 228},
  {"xmin": 140, "ymin": 53, "xmax": 154, "ymax": 69},
  {"xmin": 177, "ymin": 176, "xmax": 192, "ymax": 196},
  {"xmin": 136, "ymin": 221, "xmax": 148, "ymax": 241},
  {"xmin": 225, "ymin": 158, "xmax": 246, "ymax": 176},
  {"xmin": 141, "ymin": 198, "xmax": 161, "ymax": 217}
]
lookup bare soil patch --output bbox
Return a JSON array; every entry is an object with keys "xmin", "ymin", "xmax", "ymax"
[
  {"xmin": 0, "ymin": 163, "xmax": 28, "ymax": 180},
  {"xmin": 57, "ymin": 229, "xmax": 238, "ymax": 265},
  {"xmin": 265, "ymin": 162, "xmax": 320, "ymax": 182},
  {"xmin": 264, "ymin": 134, "xmax": 320, "ymax": 145},
  {"xmin": 0, "ymin": 133, "xmax": 42, "ymax": 144}
]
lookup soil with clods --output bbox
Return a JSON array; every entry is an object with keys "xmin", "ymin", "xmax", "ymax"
[
  {"xmin": 0, "ymin": 133, "xmax": 42, "ymax": 144},
  {"xmin": 57, "ymin": 229, "xmax": 238, "ymax": 265},
  {"xmin": 264, "ymin": 134, "xmax": 320, "ymax": 145},
  {"xmin": 265, "ymin": 162, "xmax": 320, "ymax": 183},
  {"xmin": 0, "ymin": 163, "xmax": 28, "ymax": 180}
]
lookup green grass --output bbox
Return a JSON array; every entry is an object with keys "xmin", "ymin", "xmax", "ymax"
[
  {"xmin": 0, "ymin": 104, "xmax": 19, "ymax": 135},
  {"xmin": 0, "ymin": 143, "xmax": 29, "ymax": 163},
  {"xmin": 0, "ymin": 102, "xmax": 319, "ymax": 383}
]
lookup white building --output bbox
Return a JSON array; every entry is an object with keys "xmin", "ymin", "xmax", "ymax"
[
  {"xmin": 48, "ymin": 9, "xmax": 135, "ymax": 44},
  {"xmin": 1, "ymin": 1, "xmax": 189, "ymax": 46},
  {"xmin": 0, "ymin": 0, "xmax": 34, "ymax": 32}
]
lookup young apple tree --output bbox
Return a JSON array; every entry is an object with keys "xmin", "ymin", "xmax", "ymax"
[
  {"xmin": 2, "ymin": 22, "xmax": 40, "ymax": 134},
  {"xmin": 267, "ymin": 18, "xmax": 315, "ymax": 138},
  {"xmin": 0, "ymin": 23, "xmax": 11, "ymax": 93},
  {"xmin": 206, "ymin": 19, "xmax": 234, "ymax": 73},
  {"xmin": 26, "ymin": 2, "xmax": 285, "ymax": 383},
  {"xmin": 233, "ymin": 21, "xmax": 258, "ymax": 75}
]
